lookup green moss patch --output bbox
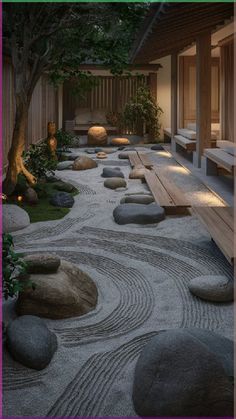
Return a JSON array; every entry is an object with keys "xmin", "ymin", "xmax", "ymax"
[{"xmin": 14, "ymin": 181, "xmax": 79, "ymax": 223}]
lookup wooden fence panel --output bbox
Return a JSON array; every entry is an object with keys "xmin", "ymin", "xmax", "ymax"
[{"xmin": 3, "ymin": 58, "xmax": 58, "ymax": 167}]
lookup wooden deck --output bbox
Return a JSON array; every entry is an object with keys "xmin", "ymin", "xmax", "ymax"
[
  {"xmin": 192, "ymin": 206, "xmax": 234, "ymax": 264},
  {"xmin": 128, "ymin": 151, "xmax": 154, "ymax": 168},
  {"xmin": 145, "ymin": 167, "xmax": 190, "ymax": 214}
]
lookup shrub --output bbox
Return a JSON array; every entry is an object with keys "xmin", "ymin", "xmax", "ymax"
[
  {"xmin": 55, "ymin": 129, "xmax": 74, "ymax": 150},
  {"xmin": 122, "ymin": 86, "xmax": 163, "ymax": 141},
  {"xmin": 23, "ymin": 142, "xmax": 57, "ymax": 180},
  {"xmin": 3, "ymin": 234, "xmax": 35, "ymax": 300}
]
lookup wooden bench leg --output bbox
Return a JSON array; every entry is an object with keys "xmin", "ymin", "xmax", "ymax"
[
  {"xmin": 171, "ymin": 139, "xmax": 178, "ymax": 153},
  {"xmin": 201, "ymin": 156, "xmax": 218, "ymax": 176}
]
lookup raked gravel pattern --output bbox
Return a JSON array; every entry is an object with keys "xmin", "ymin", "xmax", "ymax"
[{"xmin": 3, "ymin": 147, "xmax": 233, "ymax": 417}]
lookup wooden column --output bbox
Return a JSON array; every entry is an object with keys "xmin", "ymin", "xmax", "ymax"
[
  {"xmin": 171, "ymin": 54, "xmax": 178, "ymax": 150},
  {"xmin": 195, "ymin": 32, "xmax": 212, "ymax": 168},
  {"xmin": 57, "ymin": 84, "xmax": 63, "ymax": 130}
]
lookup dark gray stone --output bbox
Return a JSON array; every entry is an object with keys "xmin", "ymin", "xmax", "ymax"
[
  {"xmin": 101, "ymin": 167, "xmax": 124, "ymax": 178},
  {"xmin": 67, "ymin": 153, "xmax": 80, "ymax": 161},
  {"xmin": 6, "ymin": 316, "xmax": 58, "ymax": 370},
  {"xmin": 118, "ymin": 146, "xmax": 126, "ymax": 151},
  {"xmin": 57, "ymin": 161, "xmax": 73, "ymax": 170},
  {"xmin": 189, "ymin": 275, "xmax": 234, "ymax": 302},
  {"xmin": 104, "ymin": 178, "xmax": 127, "ymax": 190},
  {"xmin": 120, "ymin": 195, "xmax": 154, "ymax": 205},
  {"xmin": 113, "ymin": 203, "xmax": 165, "ymax": 225},
  {"xmin": 151, "ymin": 144, "xmax": 163, "ymax": 151},
  {"xmin": 23, "ymin": 253, "xmax": 61, "ymax": 274},
  {"xmin": 133, "ymin": 328, "xmax": 233, "ymax": 417},
  {"xmin": 85, "ymin": 149, "xmax": 96, "ymax": 154},
  {"xmin": 53, "ymin": 181, "xmax": 77, "ymax": 193},
  {"xmin": 118, "ymin": 152, "xmax": 129, "ymax": 160},
  {"xmin": 95, "ymin": 147, "xmax": 103, "ymax": 153},
  {"xmin": 50, "ymin": 192, "xmax": 74, "ymax": 208}
]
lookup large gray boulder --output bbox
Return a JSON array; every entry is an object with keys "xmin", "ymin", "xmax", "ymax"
[
  {"xmin": 133, "ymin": 328, "xmax": 233, "ymax": 417},
  {"xmin": 101, "ymin": 167, "xmax": 124, "ymax": 178},
  {"xmin": 3, "ymin": 205, "xmax": 30, "ymax": 233},
  {"xmin": 104, "ymin": 178, "xmax": 127, "ymax": 190},
  {"xmin": 23, "ymin": 253, "xmax": 61, "ymax": 274},
  {"xmin": 189, "ymin": 275, "xmax": 233, "ymax": 302},
  {"xmin": 50, "ymin": 192, "xmax": 74, "ymax": 208},
  {"xmin": 57, "ymin": 161, "xmax": 73, "ymax": 170},
  {"xmin": 120, "ymin": 195, "xmax": 154, "ymax": 205},
  {"xmin": 73, "ymin": 156, "xmax": 98, "ymax": 171},
  {"xmin": 113, "ymin": 203, "xmax": 165, "ymax": 225},
  {"xmin": 6, "ymin": 316, "xmax": 57, "ymax": 370},
  {"xmin": 16, "ymin": 260, "xmax": 98, "ymax": 319}
]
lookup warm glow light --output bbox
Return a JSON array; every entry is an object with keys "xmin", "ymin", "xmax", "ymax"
[
  {"xmin": 155, "ymin": 151, "xmax": 172, "ymax": 159},
  {"xmin": 1, "ymin": 193, "xmax": 7, "ymax": 200},
  {"xmin": 17, "ymin": 195, "xmax": 23, "ymax": 202},
  {"xmin": 167, "ymin": 166, "xmax": 190, "ymax": 175}
]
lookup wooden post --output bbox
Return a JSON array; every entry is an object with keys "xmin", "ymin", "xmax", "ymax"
[
  {"xmin": 171, "ymin": 54, "xmax": 178, "ymax": 151},
  {"xmin": 57, "ymin": 84, "xmax": 63, "ymax": 130},
  {"xmin": 194, "ymin": 32, "xmax": 212, "ymax": 168}
]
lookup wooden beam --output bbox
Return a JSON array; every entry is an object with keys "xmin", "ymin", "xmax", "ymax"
[
  {"xmin": 171, "ymin": 54, "xmax": 178, "ymax": 148},
  {"xmin": 77, "ymin": 64, "xmax": 162, "ymax": 72},
  {"xmin": 195, "ymin": 32, "xmax": 212, "ymax": 168}
]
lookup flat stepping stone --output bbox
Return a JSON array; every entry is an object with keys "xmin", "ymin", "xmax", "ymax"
[
  {"xmin": 111, "ymin": 137, "xmax": 130, "ymax": 146},
  {"xmin": 6, "ymin": 316, "xmax": 57, "ymax": 370},
  {"xmin": 133, "ymin": 328, "xmax": 233, "ymax": 417},
  {"xmin": 129, "ymin": 166, "xmax": 149, "ymax": 179},
  {"xmin": 85, "ymin": 149, "xmax": 96, "ymax": 154},
  {"xmin": 113, "ymin": 203, "xmax": 165, "ymax": 225},
  {"xmin": 57, "ymin": 161, "xmax": 73, "ymax": 170},
  {"xmin": 23, "ymin": 253, "xmax": 61, "ymax": 274},
  {"xmin": 189, "ymin": 275, "xmax": 233, "ymax": 302},
  {"xmin": 50, "ymin": 192, "xmax": 74, "ymax": 208},
  {"xmin": 151, "ymin": 144, "xmax": 163, "ymax": 151},
  {"xmin": 3, "ymin": 205, "xmax": 30, "ymax": 233},
  {"xmin": 104, "ymin": 178, "xmax": 127, "ymax": 189},
  {"xmin": 118, "ymin": 152, "xmax": 130, "ymax": 159},
  {"xmin": 96, "ymin": 152, "xmax": 107, "ymax": 159},
  {"xmin": 120, "ymin": 195, "xmax": 154, "ymax": 204},
  {"xmin": 102, "ymin": 167, "xmax": 124, "ymax": 178}
]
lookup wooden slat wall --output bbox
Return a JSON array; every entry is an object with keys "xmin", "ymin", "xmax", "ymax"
[
  {"xmin": 63, "ymin": 75, "xmax": 149, "ymax": 134},
  {"xmin": 3, "ymin": 58, "xmax": 58, "ymax": 167}
]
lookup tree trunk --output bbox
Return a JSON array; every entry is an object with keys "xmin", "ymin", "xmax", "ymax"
[{"xmin": 3, "ymin": 95, "xmax": 36, "ymax": 195}]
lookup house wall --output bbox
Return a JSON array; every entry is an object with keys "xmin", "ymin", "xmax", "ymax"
[
  {"xmin": 151, "ymin": 56, "xmax": 171, "ymax": 140},
  {"xmin": 3, "ymin": 57, "xmax": 58, "ymax": 167}
]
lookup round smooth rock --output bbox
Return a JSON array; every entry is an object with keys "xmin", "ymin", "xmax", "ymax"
[
  {"xmin": 101, "ymin": 167, "xmax": 124, "ymax": 178},
  {"xmin": 53, "ymin": 181, "xmax": 76, "ymax": 193},
  {"xmin": 133, "ymin": 328, "xmax": 233, "ymax": 417},
  {"xmin": 189, "ymin": 275, "xmax": 233, "ymax": 302},
  {"xmin": 104, "ymin": 178, "xmax": 127, "ymax": 190},
  {"xmin": 23, "ymin": 253, "xmax": 61, "ymax": 274},
  {"xmin": 96, "ymin": 152, "xmax": 107, "ymax": 159},
  {"xmin": 16, "ymin": 260, "xmax": 98, "ymax": 320},
  {"xmin": 57, "ymin": 161, "xmax": 73, "ymax": 170},
  {"xmin": 151, "ymin": 144, "xmax": 163, "ymax": 151},
  {"xmin": 73, "ymin": 156, "xmax": 98, "ymax": 171},
  {"xmin": 3, "ymin": 205, "xmax": 30, "ymax": 233},
  {"xmin": 113, "ymin": 203, "xmax": 165, "ymax": 225},
  {"xmin": 6, "ymin": 316, "xmax": 58, "ymax": 370},
  {"xmin": 50, "ymin": 192, "xmax": 74, "ymax": 208},
  {"xmin": 88, "ymin": 126, "xmax": 107, "ymax": 146},
  {"xmin": 95, "ymin": 147, "xmax": 103, "ymax": 153},
  {"xmin": 120, "ymin": 195, "xmax": 154, "ymax": 205},
  {"xmin": 24, "ymin": 187, "xmax": 38, "ymax": 204},
  {"xmin": 111, "ymin": 137, "xmax": 130, "ymax": 146},
  {"xmin": 67, "ymin": 153, "xmax": 80, "ymax": 161},
  {"xmin": 85, "ymin": 149, "xmax": 96, "ymax": 154},
  {"xmin": 129, "ymin": 166, "xmax": 149, "ymax": 180},
  {"xmin": 118, "ymin": 152, "xmax": 129, "ymax": 159}
]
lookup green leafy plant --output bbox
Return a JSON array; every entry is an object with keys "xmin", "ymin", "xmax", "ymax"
[
  {"xmin": 122, "ymin": 86, "xmax": 163, "ymax": 141},
  {"xmin": 2, "ymin": 234, "xmax": 35, "ymax": 300},
  {"xmin": 55, "ymin": 129, "xmax": 74, "ymax": 150},
  {"xmin": 23, "ymin": 142, "xmax": 57, "ymax": 180}
]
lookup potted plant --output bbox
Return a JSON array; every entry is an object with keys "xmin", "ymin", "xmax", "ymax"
[{"xmin": 122, "ymin": 86, "xmax": 163, "ymax": 142}]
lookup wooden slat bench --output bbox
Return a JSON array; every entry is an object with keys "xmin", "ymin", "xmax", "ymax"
[
  {"xmin": 174, "ymin": 135, "xmax": 196, "ymax": 152},
  {"xmin": 128, "ymin": 152, "xmax": 143, "ymax": 168},
  {"xmin": 192, "ymin": 206, "xmax": 234, "ymax": 264},
  {"xmin": 137, "ymin": 151, "xmax": 154, "ymax": 169},
  {"xmin": 204, "ymin": 148, "xmax": 235, "ymax": 175},
  {"xmin": 145, "ymin": 167, "xmax": 190, "ymax": 215}
]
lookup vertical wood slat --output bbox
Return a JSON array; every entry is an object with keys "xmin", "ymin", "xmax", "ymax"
[{"xmin": 171, "ymin": 53, "xmax": 178, "ymax": 147}]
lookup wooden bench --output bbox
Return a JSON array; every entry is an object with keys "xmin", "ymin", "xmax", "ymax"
[
  {"xmin": 192, "ymin": 206, "xmax": 234, "ymax": 264},
  {"xmin": 129, "ymin": 151, "xmax": 154, "ymax": 169},
  {"xmin": 144, "ymin": 167, "xmax": 190, "ymax": 215},
  {"xmin": 174, "ymin": 135, "xmax": 196, "ymax": 152},
  {"xmin": 204, "ymin": 148, "xmax": 235, "ymax": 175}
]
